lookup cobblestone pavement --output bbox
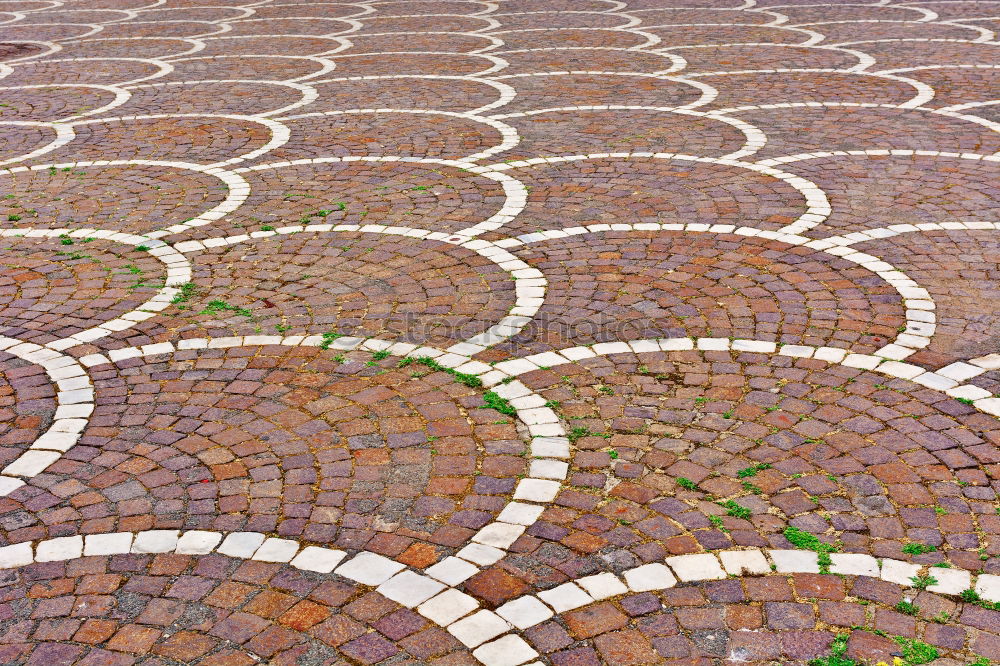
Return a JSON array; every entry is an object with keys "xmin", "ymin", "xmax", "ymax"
[{"xmin": 1, "ymin": 1, "xmax": 1000, "ymax": 665}]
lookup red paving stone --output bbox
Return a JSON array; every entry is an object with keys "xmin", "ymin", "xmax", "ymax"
[{"xmin": 0, "ymin": 1, "xmax": 998, "ymax": 665}]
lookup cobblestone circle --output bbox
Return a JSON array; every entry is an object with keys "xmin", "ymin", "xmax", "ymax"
[{"xmin": 1, "ymin": 1, "xmax": 1000, "ymax": 664}]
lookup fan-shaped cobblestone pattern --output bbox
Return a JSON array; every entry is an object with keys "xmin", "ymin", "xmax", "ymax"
[
  {"xmin": 729, "ymin": 106, "xmax": 1000, "ymax": 160},
  {"xmin": 0, "ymin": 553, "xmax": 477, "ymax": 664},
  {"xmin": 491, "ymin": 110, "xmax": 751, "ymax": 162},
  {"xmin": 784, "ymin": 155, "xmax": 1000, "ymax": 239},
  {"xmin": 0, "ymin": 237, "xmax": 166, "ymax": 346},
  {"xmin": 855, "ymin": 230, "xmax": 1000, "ymax": 371},
  {"xmin": 509, "ymin": 350, "xmax": 1000, "ymax": 571},
  {"xmin": 480, "ymin": 162, "xmax": 807, "ymax": 237},
  {"xmin": 23, "ymin": 116, "xmax": 278, "ymax": 165},
  {"xmin": 0, "ymin": 87, "xmax": 116, "ymax": 123},
  {"xmin": 0, "ymin": 346, "xmax": 525, "ymax": 550},
  {"xmin": 0, "ymin": 353, "xmax": 55, "ymax": 470},
  {"xmin": 479, "ymin": 233, "xmax": 904, "ymax": 359},
  {"xmin": 85, "ymin": 232, "xmax": 516, "ymax": 351},
  {"xmin": 181, "ymin": 161, "xmax": 511, "ymax": 241},
  {"xmin": 0, "ymin": 165, "xmax": 231, "ymax": 236}
]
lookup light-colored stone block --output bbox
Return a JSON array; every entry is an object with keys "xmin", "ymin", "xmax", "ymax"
[
  {"xmin": 576, "ymin": 572, "xmax": 629, "ymax": 600},
  {"xmin": 560, "ymin": 346, "xmax": 596, "ymax": 361},
  {"xmin": 425, "ymin": 556, "xmax": 480, "ymax": 586},
  {"xmin": 529, "ymin": 459, "xmax": 568, "ymax": 480},
  {"xmin": 660, "ymin": 337, "xmax": 694, "ymax": 351},
  {"xmin": 732, "ymin": 340, "xmax": 776, "ymax": 353},
  {"xmin": 592, "ymin": 342, "xmax": 631, "ymax": 355},
  {"xmin": 666, "ymin": 554, "xmax": 726, "ymax": 581},
  {"xmin": 472, "ymin": 522, "xmax": 525, "ymax": 549},
  {"xmin": 377, "ymin": 571, "xmax": 446, "ymax": 608},
  {"xmin": 769, "ymin": 549, "xmax": 819, "ymax": 574},
  {"xmin": 628, "ymin": 340, "xmax": 661, "ymax": 354},
  {"xmin": 456, "ymin": 543, "xmax": 506, "ymax": 566},
  {"xmin": 290, "ymin": 546, "xmax": 346, "ymax": 573},
  {"xmin": 496, "ymin": 502, "xmax": 544, "ymax": 526},
  {"xmin": 524, "ymin": 351, "xmax": 568, "ymax": 368},
  {"xmin": 418, "ymin": 589, "xmax": 480, "ymax": 626},
  {"xmin": 530, "ymin": 437, "xmax": 569, "ymax": 458},
  {"xmin": 335, "ymin": 552, "xmax": 405, "ymax": 586},
  {"xmin": 623, "ymin": 563, "xmax": 677, "ymax": 592},
  {"xmin": 252, "ymin": 538, "xmax": 299, "ymax": 562},
  {"xmin": 518, "ymin": 407, "xmax": 558, "ymax": 426},
  {"xmin": 36, "ymin": 535, "xmax": 83, "ymax": 562},
  {"xmin": 937, "ymin": 362, "xmax": 985, "ymax": 382},
  {"xmin": 697, "ymin": 337, "xmax": 729, "ymax": 351},
  {"xmin": 841, "ymin": 354, "xmax": 881, "ymax": 370},
  {"xmin": 829, "ymin": 553, "xmax": 879, "ymax": 578},
  {"xmin": 946, "ymin": 385, "xmax": 991, "ymax": 401},
  {"xmin": 814, "ymin": 347, "xmax": 848, "ymax": 363},
  {"xmin": 448, "ymin": 609, "xmax": 512, "ymax": 648},
  {"xmin": 912, "ymin": 372, "xmax": 957, "ymax": 390},
  {"xmin": 0, "ymin": 542, "xmax": 33, "ymax": 568},
  {"xmin": 927, "ymin": 568, "xmax": 971, "ymax": 595},
  {"xmin": 175, "ymin": 531, "xmax": 222, "ymax": 555},
  {"xmin": 0, "ymin": 476, "xmax": 24, "ymax": 496},
  {"xmin": 537, "ymin": 582, "xmax": 594, "ymax": 612},
  {"xmin": 976, "ymin": 397, "xmax": 1000, "ymax": 417},
  {"xmin": 84, "ymin": 532, "xmax": 133, "ymax": 556},
  {"xmin": 3, "ymin": 450, "xmax": 60, "ymax": 477},
  {"xmin": 778, "ymin": 345, "xmax": 813, "ymax": 358},
  {"xmin": 496, "ymin": 595, "xmax": 553, "ymax": 629},
  {"xmin": 217, "ymin": 532, "xmax": 265, "ymax": 558},
  {"xmin": 131, "ymin": 530, "xmax": 179, "ymax": 554},
  {"xmin": 513, "ymin": 479, "xmax": 560, "ymax": 502},
  {"xmin": 878, "ymin": 361, "xmax": 922, "ymax": 379},
  {"xmin": 528, "ymin": 423, "xmax": 562, "ymax": 439},
  {"xmin": 975, "ymin": 573, "xmax": 1000, "ymax": 602},
  {"xmin": 30, "ymin": 432, "xmax": 79, "ymax": 453},
  {"xmin": 473, "ymin": 634, "xmax": 540, "ymax": 666},
  {"xmin": 971, "ymin": 354, "xmax": 1000, "ymax": 370},
  {"xmin": 494, "ymin": 358, "xmax": 539, "ymax": 375},
  {"xmin": 720, "ymin": 550, "xmax": 770, "ymax": 575},
  {"xmin": 880, "ymin": 559, "xmax": 921, "ymax": 587}
]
